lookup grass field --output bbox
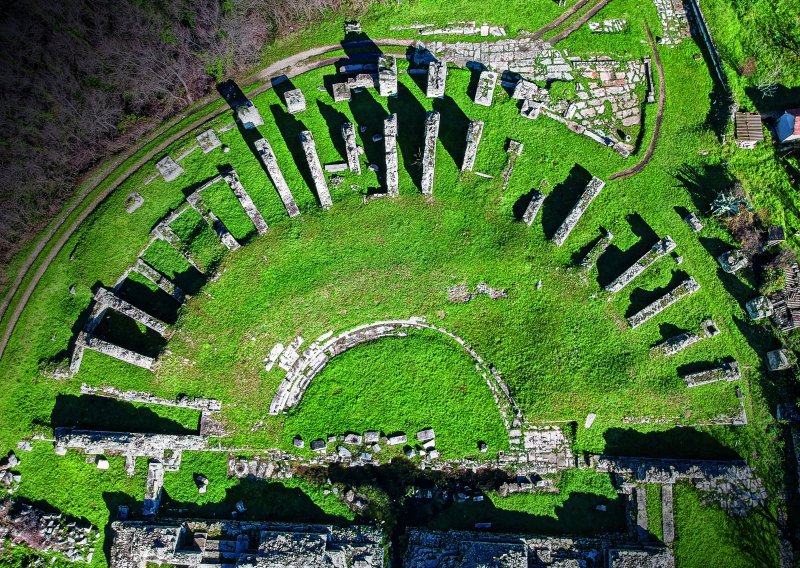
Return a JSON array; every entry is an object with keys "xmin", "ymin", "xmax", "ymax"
[{"xmin": 0, "ymin": 0, "xmax": 793, "ymax": 565}]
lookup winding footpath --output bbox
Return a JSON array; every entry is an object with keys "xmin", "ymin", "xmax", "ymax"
[{"xmin": 0, "ymin": 39, "xmax": 413, "ymax": 361}]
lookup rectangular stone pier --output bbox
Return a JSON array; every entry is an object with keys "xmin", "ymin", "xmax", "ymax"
[
  {"xmin": 134, "ymin": 259, "xmax": 185, "ymax": 303},
  {"xmin": 421, "ymin": 111, "xmax": 441, "ymax": 195},
  {"xmin": 474, "ymin": 70, "xmax": 498, "ymax": 106},
  {"xmin": 522, "ymin": 191, "xmax": 545, "ymax": 226},
  {"xmin": 300, "ymin": 130, "xmax": 333, "ymax": 209},
  {"xmin": 501, "ymin": 140, "xmax": 523, "ymax": 190},
  {"xmin": 683, "ymin": 361, "xmax": 740, "ymax": 387},
  {"xmin": 73, "ymin": 332, "xmax": 155, "ymax": 371},
  {"xmin": 427, "ymin": 60, "xmax": 447, "ymax": 98},
  {"xmin": 627, "ymin": 277, "xmax": 701, "ymax": 328},
  {"xmin": 552, "ymin": 176, "xmax": 605, "ymax": 246},
  {"xmin": 185, "ymin": 190, "xmax": 240, "ymax": 250},
  {"xmin": 223, "ymin": 169, "xmax": 268, "ymax": 234},
  {"xmin": 580, "ymin": 230, "xmax": 613, "ymax": 270},
  {"xmin": 652, "ymin": 319, "xmax": 719, "ymax": 356},
  {"xmin": 254, "ymin": 137, "xmax": 300, "ymax": 217},
  {"xmin": 384, "ymin": 114, "xmax": 399, "ymax": 197},
  {"xmin": 661, "ymin": 484, "xmax": 675, "ymax": 544},
  {"xmin": 461, "ymin": 120, "xmax": 484, "ymax": 172},
  {"xmin": 94, "ymin": 288, "xmax": 168, "ymax": 335},
  {"xmin": 605, "ymin": 236, "xmax": 676, "ymax": 293},
  {"xmin": 378, "ymin": 55, "xmax": 398, "ymax": 96},
  {"xmin": 341, "ymin": 122, "xmax": 362, "ymax": 175}
]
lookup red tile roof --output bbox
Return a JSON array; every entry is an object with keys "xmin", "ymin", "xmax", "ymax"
[{"xmin": 787, "ymin": 109, "xmax": 800, "ymax": 136}]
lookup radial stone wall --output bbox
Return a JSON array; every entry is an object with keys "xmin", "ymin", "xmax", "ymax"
[
  {"xmin": 384, "ymin": 114, "xmax": 399, "ymax": 197},
  {"xmin": 421, "ymin": 111, "xmax": 441, "ymax": 195},
  {"xmin": 461, "ymin": 120, "xmax": 484, "ymax": 172},
  {"xmin": 341, "ymin": 122, "xmax": 361, "ymax": 175},
  {"xmin": 299, "ymin": 130, "xmax": 333, "ymax": 209}
]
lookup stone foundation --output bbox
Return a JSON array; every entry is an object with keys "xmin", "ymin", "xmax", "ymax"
[
  {"xmin": 552, "ymin": 176, "xmax": 605, "ymax": 246},
  {"xmin": 300, "ymin": 130, "xmax": 333, "ymax": 209},
  {"xmin": 461, "ymin": 120, "xmax": 484, "ymax": 172},
  {"xmin": 682, "ymin": 361, "xmax": 740, "ymax": 387},
  {"xmin": 627, "ymin": 277, "xmax": 700, "ymax": 328},
  {"xmin": 254, "ymin": 137, "xmax": 301, "ymax": 217},
  {"xmin": 421, "ymin": 111, "xmax": 441, "ymax": 195},
  {"xmin": 384, "ymin": 114, "xmax": 399, "ymax": 196}
]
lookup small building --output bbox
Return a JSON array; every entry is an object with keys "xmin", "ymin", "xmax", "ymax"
[
  {"xmin": 776, "ymin": 109, "xmax": 800, "ymax": 144},
  {"xmin": 734, "ymin": 111, "xmax": 764, "ymax": 149}
]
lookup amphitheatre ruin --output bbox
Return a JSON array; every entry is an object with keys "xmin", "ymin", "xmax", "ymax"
[{"xmin": 0, "ymin": 0, "xmax": 798, "ymax": 567}]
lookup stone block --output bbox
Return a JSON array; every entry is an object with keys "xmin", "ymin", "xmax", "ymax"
[
  {"xmin": 236, "ymin": 104, "xmax": 263, "ymax": 129},
  {"xmin": 384, "ymin": 114, "xmax": 399, "ymax": 196},
  {"xmin": 342, "ymin": 121, "xmax": 362, "ymax": 175},
  {"xmin": 522, "ymin": 191, "xmax": 545, "ymax": 226},
  {"xmin": 426, "ymin": 60, "xmax": 447, "ymax": 98},
  {"xmin": 332, "ymin": 82, "xmax": 351, "ymax": 102},
  {"xmin": 421, "ymin": 111, "xmax": 441, "ymax": 195},
  {"xmin": 474, "ymin": 71, "xmax": 498, "ymax": 106},
  {"xmin": 155, "ymin": 156, "xmax": 183, "ymax": 182},
  {"xmin": 552, "ymin": 176, "xmax": 605, "ymax": 246},
  {"xmin": 284, "ymin": 88, "xmax": 306, "ymax": 114},
  {"xmin": 378, "ymin": 55, "xmax": 398, "ymax": 96},
  {"xmin": 254, "ymin": 137, "xmax": 300, "ymax": 217},
  {"xmin": 196, "ymin": 129, "xmax": 221, "ymax": 153},
  {"xmin": 461, "ymin": 120, "xmax": 483, "ymax": 172},
  {"xmin": 299, "ymin": 130, "xmax": 333, "ymax": 209}
]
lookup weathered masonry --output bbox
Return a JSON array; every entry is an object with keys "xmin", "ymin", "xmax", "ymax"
[
  {"xmin": 378, "ymin": 55, "xmax": 398, "ymax": 96},
  {"xmin": 500, "ymin": 140, "xmax": 523, "ymax": 190},
  {"xmin": 474, "ymin": 70, "xmax": 498, "ymax": 106},
  {"xmin": 72, "ymin": 332, "xmax": 154, "ymax": 372},
  {"xmin": 461, "ymin": 120, "xmax": 484, "ymax": 172},
  {"xmin": 93, "ymin": 288, "xmax": 168, "ymax": 335},
  {"xmin": 254, "ymin": 138, "xmax": 300, "ymax": 217},
  {"xmin": 682, "ymin": 361, "xmax": 741, "ymax": 387},
  {"xmin": 522, "ymin": 191, "xmax": 545, "ymax": 226},
  {"xmin": 426, "ymin": 60, "xmax": 447, "ymax": 98},
  {"xmin": 652, "ymin": 319, "xmax": 719, "ymax": 356},
  {"xmin": 299, "ymin": 130, "xmax": 333, "ymax": 209},
  {"xmin": 223, "ymin": 169, "xmax": 268, "ymax": 235},
  {"xmin": 627, "ymin": 277, "xmax": 701, "ymax": 328},
  {"xmin": 341, "ymin": 121, "xmax": 362, "ymax": 175},
  {"xmin": 155, "ymin": 155, "xmax": 183, "ymax": 182},
  {"xmin": 552, "ymin": 176, "xmax": 605, "ymax": 246},
  {"xmin": 605, "ymin": 236, "xmax": 676, "ymax": 293},
  {"xmin": 580, "ymin": 230, "xmax": 613, "ymax": 271},
  {"xmin": 421, "ymin": 111, "xmax": 441, "ymax": 195},
  {"xmin": 384, "ymin": 113, "xmax": 399, "ymax": 197},
  {"xmin": 133, "ymin": 259, "xmax": 185, "ymax": 303},
  {"xmin": 186, "ymin": 182, "xmax": 239, "ymax": 250}
]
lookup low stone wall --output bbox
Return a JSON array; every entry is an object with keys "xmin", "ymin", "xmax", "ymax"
[
  {"xmin": 579, "ymin": 230, "xmax": 613, "ymax": 270},
  {"xmin": 254, "ymin": 137, "xmax": 301, "ymax": 217},
  {"xmin": 522, "ymin": 191, "xmax": 545, "ymax": 226},
  {"xmin": 421, "ymin": 111, "xmax": 441, "ymax": 195},
  {"xmin": 384, "ymin": 114, "xmax": 399, "ymax": 196},
  {"xmin": 223, "ymin": 169, "xmax": 268, "ymax": 234},
  {"xmin": 94, "ymin": 288, "xmax": 168, "ymax": 335},
  {"xmin": 299, "ymin": 130, "xmax": 332, "ymax": 209},
  {"xmin": 605, "ymin": 236, "xmax": 676, "ymax": 294},
  {"xmin": 682, "ymin": 361, "xmax": 740, "ymax": 387},
  {"xmin": 552, "ymin": 176, "xmax": 605, "ymax": 246},
  {"xmin": 627, "ymin": 277, "xmax": 700, "ymax": 328},
  {"xmin": 186, "ymin": 187, "xmax": 240, "ymax": 250},
  {"xmin": 341, "ymin": 121, "xmax": 362, "ymax": 176},
  {"xmin": 79, "ymin": 383, "xmax": 221, "ymax": 412},
  {"xmin": 461, "ymin": 120, "xmax": 484, "ymax": 172},
  {"xmin": 500, "ymin": 140, "xmax": 523, "ymax": 190},
  {"xmin": 54, "ymin": 428, "xmax": 207, "ymax": 460},
  {"xmin": 651, "ymin": 319, "xmax": 719, "ymax": 356},
  {"xmin": 73, "ymin": 332, "xmax": 154, "ymax": 372}
]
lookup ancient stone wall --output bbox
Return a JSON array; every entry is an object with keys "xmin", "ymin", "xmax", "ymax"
[
  {"xmin": 54, "ymin": 428, "xmax": 207, "ymax": 458},
  {"xmin": 94, "ymin": 288, "xmax": 168, "ymax": 335},
  {"xmin": 79, "ymin": 384, "xmax": 221, "ymax": 412},
  {"xmin": 682, "ymin": 361, "xmax": 740, "ymax": 387},
  {"xmin": 580, "ymin": 230, "xmax": 613, "ymax": 270},
  {"xmin": 341, "ymin": 121, "xmax": 362, "ymax": 175},
  {"xmin": 605, "ymin": 236, "xmax": 676, "ymax": 293},
  {"xmin": 552, "ymin": 176, "xmax": 605, "ymax": 246},
  {"xmin": 72, "ymin": 332, "xmax": 154, "ymax": 372},
  {"xmin": 461, "ymin": 120, "xmax": 484, "ymax": 172},
  {"xmin": 186, "ymin": 187, "xmax": 240, "ymax": 250},
  {"xmin": 223, "ymin": 169, "xmax": 268, "ymax": 234},
  {"xmin": 427, "ymin": 60, "xmax": 447, "ymax": 98},
  {"xmin": 522, "ymin": 191, "xmax": 545, "ymax": 226},
  {"xmin": 421, "ymin": 111, "xmax": 441, "ymax": 195},
  {"xmin": 500, "ymin": 140, "xmax": 523, "ymax": 190},
  {"xmin": 134, "ymin": 259, "xmax": 185, "ymax": 302},
  {"xmin": 627, "ymin": 277, "xmax": 700, "ymax": 328},
  {"xmin": 378, "ymin": 55, "xmax": 398, "ymax": 97},
  {"xmin": 254, "ymin": 137, "xmax": 300, "ymax": 218},
  {"xmin": 300, "ymin": 131, "xmax": 333, "ymax": 209},
  {"xmin": 384, "ymin": 114, "xmax": 399, "ymax": 196}
]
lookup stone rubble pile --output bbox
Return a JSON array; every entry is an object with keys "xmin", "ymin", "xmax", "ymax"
[
  {"xmin": 0, "ymin": 452, "xmax": 20, "ymax": 495},
  {"xmin": 447, "ymin": 282, "xmax": 508, "ymax": 303},
  {"xmin": 588, "ymin": 18, "xmax": 627, "ymax": 33},
  {"xmin": 653, "ymin": 0, "xmax": 690, "ymax": 45}
]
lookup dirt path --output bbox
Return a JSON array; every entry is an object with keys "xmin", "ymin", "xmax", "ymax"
[
  {"xmin": 548, "ymin": 0, "xmax": 614, "ymax": 45},
  {"xmin": 0, "ymin": 40, "xmax": 412, "ymax": 361},
  {"xmin": 609, "ymin": 24, "xmax": 665, "ymax": 180},
  {"xmin": 529, "ymin": 0, "xmax": 590, "ymax": 40}
]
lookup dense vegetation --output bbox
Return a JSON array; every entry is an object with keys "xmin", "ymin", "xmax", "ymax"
[{"xmin": 0, "ymin": 0, "xmax": 796, "ymax": 565}]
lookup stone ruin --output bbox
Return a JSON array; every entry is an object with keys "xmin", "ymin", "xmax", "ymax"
[
  {"xmin": 461, "ymin": 120, "xmax": 484, "ymax": 173},
  {"xmin": 332, "ymin": 81, "xmax": 351, "ymax": 102},
  {"xmin": 254, "ymin": 137, "xmax": 301, "ymax": 217},
  {"xmin": 651, "ymin": 319, "xmax": 719, "ymax": 356},
  {"xmin": 683, "ymin": 212, "xmax": 703, "ymax": 232},
  {"xmin": 133, "ymin": 258, "xmax": 185, "ymax": 302},
  {"xmin": 299, "ymin": 130, "xmax": 333, "ymax": 209},
  {"xmin": 522, "ymin": 191, "xmax": 545, "ymax": 227},
  {"xmin": 186, "ymin": 179, "xmax": 240, "ymax": 250},
  {"xmin": 579, "ymin": 230, "xmax": 614, "ymax": 271},
  {"xmin": 500, "ymin": 140, "xmax": 524, "ymax": 191},
  {"xmin": 235, "ymin": 103, "xmax": 264, "ymax": 129},
  {"xmin": 766, "ymin": 263, "xmax": 800, "ymax": 332},
  {"xmin": 110, "ymin": 520, "xmax": 384, "ymax": 568},
  {"xmin": 593, "ymin": 455, "xmax": 766, "ymax": 515},
  {"xmin": 79, "ymin": 383, "xmax": 221, "ymax": 413},
  {"xmin": 93, "ymin": 287, "xmax": 168, "ymax": 335},
  {"xmin": 627, "ymin": 276, "xmax": 700, "ymax": 328},
  {"xmin": 0, "ymin": 500, "xmax": 99, "ymax": 564},
  {"xmin": 392, "ymin": 21, "xmax": 506, "ymax": 37},
  {"xmin": 447, "ymin": 282, "xmax": 508, "ymax": 303},
  {"xmin": 653, "ymin": 0, "xmax": 690, "ymax": 46},
  {"xmin": 71, "ymin": 331, "xmax": 154, "ymax": 373},
  {"xmin": 766, "ymin": 349, "xmax": 791, "ymax": 372},
  {"xmin": 746, "ymin": 295, "xmax": 773, "ymax": 320},
  {"xmin": 682, "ymin": 360, "xmax": 741, "ymax": 387},
  {"xmin": 421, "ymin": 111, "xmax": 441, "ymax": 195},
  {"xmin": 124, "ymin": 192, "xmax": 144, "ymax": 214},
  {"xmin": 341, "ymin": 121, "xmax": 362, "ymax": 176},
  {"xmin": 499, "ymin": 425, "xmax": 577, "ymax": 473},
  {"xmin": 1, "ymin": 451, "xmax": 20, "ymax": 495},
  {"xmin": 224, "ymin": 168, "xmax": 269, "ymax": 235},
  {"xmin": 588, "ymin": 18, "xmax": 627, "ymax": 33},
  {"xmin": 284, "ymin": 88, "xmax": 306, "ymax": 114},
  {"xmin": 473, "ymin": 70, "xmax": 498, "ymax": 106},
  {"xmin": 196, "ymin": 129, "xmax": 221, "ymax": 153},
  {"xmin": 267, "ymin": 318, "xmax": 523, "ymax": 434},
  {"xmin": 426, "ymin": 60, "xmax": 447, "ymax": 98},
  {"xmin": 718, "ymin": 249, "xmax": 748, "ymax": 274},
  {"xmin": 377, "ymin": 55, "xmax": 398, "ymax": 97},
  {"xmin": 605, "ymin": 236, "xmax": 676, "ymax": 294},
  {"xmin": 552, "ymin": 176, "xmax": 605, "ymax": 246},
  {"xmin": 384, "ymin": 114, "xmax": 399, "ymax": 197},
  {"xmin": 155, "ymin": 155, "xmax": 184, "ymax": 182},
  {"xmin": 403, "ymin": 528, "xmax": 674, "ymax": 568}
]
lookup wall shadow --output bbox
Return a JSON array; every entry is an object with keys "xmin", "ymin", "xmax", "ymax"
[
  {"xmin": 50, "ymin": 395, "xmax": 199, "ymax": 434},
  {"xmin": 91, "ymin": 310, "xmax": 166, "ymax": 358},
  {"xmin": 673, "ymin": 162, "xmax": 731, "ymax": 214},
  {"xmin": 541, "ymin": 165, "xmax": 594, "ymax": 240},
  {"xmin": 388, "ymin": 83, "xmax": 428, "ymax": 192},
  {"xmin": 116, "ymin": 277, "xmax": 180, "ymax": 325},
  {"xmin": 317, "ymin": 100, "xmax": 349, "ymax": 161},
  {"xmin": 268, "ymin": 104, "xmax": 318, "ymax": 203},
  {"xmin": 596, "ymin": 214, "xmax": 659, "ymax": 288},
  {"xmin": 602, "ymin": 427, "xmax": 739, "ymax": 460},
  {"xmin": 625, "ymin": 270, "xmax": 690, "ymax": 317},
  {"xmin": 216, "ymin": 80, "xmax": 249, "ymax": 110},
  {"xmin": 432, "ymin": 96, "xmax": 470, "ymax": 170}
]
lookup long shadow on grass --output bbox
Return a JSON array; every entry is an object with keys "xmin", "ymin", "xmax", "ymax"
[
  {"xmin": 541, "ymin": 164, "xmax": 594, "ymax": 240},
  {"xmin": 596, "ymin": 214, "xmax": 659, "ymax": 288},
  {"xmin": 269, "ymin": 104, "xmax": 319, "ymax": 205},
  {"xmin": 116, "ymin": 277, "xmax": 180, "ymax": 325},
  {"xmin": 513, "ymin": 188, "xmax": 540, "ymax": 222},
  {"xmin": 388, "ymin": 83, "xmax": 428, "ymax": 192},
  {"xmin": 140, "ymin": 242, "xmax": 206, "ymax": 295},
  {"xmin": 349, "ymin": 89, "xmax": 386, "ymax": 190},
  {"xmin": 432, "ymin": 95, "xmax": 470, "ymax": 170},
  {"xmin": 91, "ymin": 310, "xmax": 166, "ymax": 358},
  {"xmin": 673, "ymin": 162, "xmax": 732, "ymax": 215},
  {"xmin": 317, "ymin": 100, "xmax": 350, "ymax": 161},
  {"xmin": 699, "ymin": 236, "xmax": 758, "ymax": 300},
  {"xmin": 625, "ymin": 269, "xmax": 690, "ymax": 318},
  {"xmin": 51, "ymin": 395, "xmax": 199, "ymax": 434},
  {"xmin": 158, "ymin": 478, "xmax": 350, "ymax": 524},
  {"xmin": 602, "ymin": 427, "xmax": 739, "ymax": 460},
  {"xmin": 675, "ymin": 356, "xmax": 738, "ymax": 377},
  {"xmin": 102, "ymin": 492, "xmax": 141, "ymax": 563}
]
